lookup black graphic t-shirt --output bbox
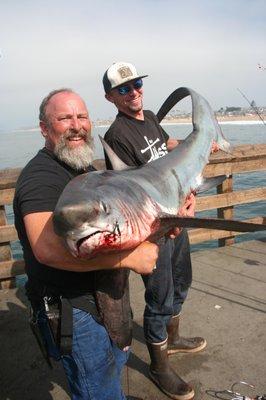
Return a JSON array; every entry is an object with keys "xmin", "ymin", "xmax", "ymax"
[
  {"xmin": 13, "ymin": 148, "xmax": 96, "ymax": 296},
  {"xmin": 104, "ymin": 110, "xmax": 169, "ymax": 168}
]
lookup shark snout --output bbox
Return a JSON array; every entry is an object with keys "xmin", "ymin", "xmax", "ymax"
[{"xmin": 53, "ymin": 203, "xmax": 99, "ymax": 238}]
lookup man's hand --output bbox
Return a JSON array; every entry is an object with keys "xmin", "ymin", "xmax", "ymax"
[
  {"xmin": 178, "ymin": 193, "xmax": 196, "ymax": 217},
  {"xmin": 167, "ymin": 138, "xmax": 180, "ymax": 151},
  {"xmin": 211, "ymin": 140, "xmax": 219, "ymax": 153},
  {"xmin": 169, "ymin": 193, "xmax": 196, "ymax": 238},
  {"xmin": 127, "ymin": 241, "xmax": 159, "ymax": 275}
]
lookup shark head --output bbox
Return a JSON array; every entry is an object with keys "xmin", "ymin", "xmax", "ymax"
[
  {"xmin": 53, "ymin": 195, "xmax": 121, "ymax": 257},
  {"xmin": 53, "ymin": 170, "xmax": 158, "ymax": 257}
]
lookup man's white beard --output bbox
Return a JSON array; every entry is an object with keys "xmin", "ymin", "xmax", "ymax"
[{"xmin": 54, "ymin": 131, "xmax": 94, "ymax": 170}]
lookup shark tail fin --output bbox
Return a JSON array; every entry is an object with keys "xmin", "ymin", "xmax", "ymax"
[
  {"xmin": 149, "ymin": 215, "xmax": 266, "ymax": 242},
  {"xmin": 216, "ymin": 133, "xmax": 232, "ymax": 154},
  {"xmin": 213, "ymin": 118, "xmax": 232, "ymax": 154}
]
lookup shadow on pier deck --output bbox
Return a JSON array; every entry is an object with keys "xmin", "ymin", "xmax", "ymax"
[{"xmin": 0, "ymin": 239, "xmax": 265, "ymax": 400}]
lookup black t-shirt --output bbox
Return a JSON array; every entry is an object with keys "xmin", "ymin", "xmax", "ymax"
[
  {"xmin": 104, "ymin": 110, "xmax": 169, "ymax": 168},
  {"xmin": 13, "ymin": 148, "xmax": 96, "ymax": 297}
]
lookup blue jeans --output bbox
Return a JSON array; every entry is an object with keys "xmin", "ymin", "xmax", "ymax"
[
  {"xmin": 142, "ymin": 229, "xmax": 192, "ymax": 343},
  {"xmin": 37, "ymin": 307, "xmax": 129, "ymax": 400}
]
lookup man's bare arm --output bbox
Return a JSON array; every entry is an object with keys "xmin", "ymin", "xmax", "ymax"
[{"xmin": 24, "ymin": 212, "xmax": 158, "ymax": 275}]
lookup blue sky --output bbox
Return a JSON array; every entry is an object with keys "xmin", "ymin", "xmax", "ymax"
[{"xmin": 1, "ymin": 0, "xmax": 265, "ymax": 130}]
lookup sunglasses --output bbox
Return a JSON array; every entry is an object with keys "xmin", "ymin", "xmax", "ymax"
[{"xmin": 117, "ymin": 78, "xmax": 143, "ymax": 95}]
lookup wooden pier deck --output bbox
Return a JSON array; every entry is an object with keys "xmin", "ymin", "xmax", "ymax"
[{"xmin": 0, "ymin": 239, "xmax": 265, "ymax": 400}]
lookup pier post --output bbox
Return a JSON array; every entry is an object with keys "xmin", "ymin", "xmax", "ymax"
[
  {"xmin": 217, "ymin": 175, "xmax": 235, "ymax": 246},
  {"xmin": 0, "ymin": 205, "xmax": 15, "ymax": 288}
]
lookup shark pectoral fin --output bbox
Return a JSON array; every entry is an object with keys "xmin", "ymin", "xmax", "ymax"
[
  {"xmin": 156, "ymin": 215, "xmax": 266, "ymax": 233},
  {"xmin": 99, "ymin": 136, "xmax": 131, "ymax": 171},
  {"xmin": 196, "ymin": 175, "xmax": 227, "ymax": 193}
]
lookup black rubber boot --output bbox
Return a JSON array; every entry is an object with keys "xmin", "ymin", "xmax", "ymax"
[
  {"xmin": 146, "ymin": 340, "xmax": 194, "ymax": 400},
  {"xmin": 167, "ymin": 315, "xmax": 207, "ymax": 355}
]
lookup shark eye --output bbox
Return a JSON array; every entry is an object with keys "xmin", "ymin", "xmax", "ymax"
[{"xmin": 99, "ymin": 201, "xmax": 109, "ymax": 214}]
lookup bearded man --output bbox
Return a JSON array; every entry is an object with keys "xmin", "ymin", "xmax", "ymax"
[{"xmin": 13, "ymin": 88, "xmax": 159, "ymax": 400}]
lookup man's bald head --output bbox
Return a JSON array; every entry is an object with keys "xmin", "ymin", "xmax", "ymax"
[{"xmin": 39, "ymin": 88, "xmax": 76, "ymax": 123}]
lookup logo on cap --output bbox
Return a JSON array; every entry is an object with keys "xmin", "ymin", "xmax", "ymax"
[{"xmin": 118, "ymin": 66, "xmax": 133, "ymax": 79}]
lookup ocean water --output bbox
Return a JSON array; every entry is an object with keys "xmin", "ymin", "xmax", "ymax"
[
  {"xmin": 0, "ymin": 122, "xmax": 265, "ymax": 264},
  {"xmin": 1, "ymin": 121, "xmax": 265, "ymax": 167}
]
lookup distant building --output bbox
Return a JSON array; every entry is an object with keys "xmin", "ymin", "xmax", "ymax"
[{"xmin": 225, "ymin": 107, "xmax": 242, "ymax": 113}]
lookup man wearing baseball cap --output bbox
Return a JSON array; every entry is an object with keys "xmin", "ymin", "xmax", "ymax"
[{"xmin": 102, "ymin": 61, "xmax": 207, "ymax": 400}]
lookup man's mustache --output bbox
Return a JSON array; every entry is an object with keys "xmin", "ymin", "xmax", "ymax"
[{"xmin": 65, "ymin": 129, "xmax": 90, "ymax": 140}]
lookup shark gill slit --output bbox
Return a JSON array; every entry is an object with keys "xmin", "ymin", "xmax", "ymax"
[{"xmin": 171, "ymin": 169, "xmax": 185, "ymax": 201}]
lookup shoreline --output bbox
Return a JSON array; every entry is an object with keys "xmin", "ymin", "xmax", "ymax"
[
  {"xmin": 94, "ymin": 115, "xmax": 265, "ymax": 128},
  {"xmin": 161, "ymin": 114, "xmax": 265, "ymax": 125},
  {"xmin": 8, "ymin": 115, "xmax": 265, "ymax": 133}
]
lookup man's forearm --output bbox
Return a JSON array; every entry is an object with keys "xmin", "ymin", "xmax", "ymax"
[
  {"xmin": 24, "ymin": 208, "xmax": 159, "ymax": 275},
  {"xmin": 36, "ymin": 237, "xmax": 158, "ymax": 275}
]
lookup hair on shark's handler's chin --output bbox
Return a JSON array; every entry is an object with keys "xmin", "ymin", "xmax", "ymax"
[{"xmin": 54, "ymin": 135, "xmax": 94, "ymax": 170}]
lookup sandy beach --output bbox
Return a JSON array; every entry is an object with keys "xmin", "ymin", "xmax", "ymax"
[
  {"xmin": 93, "ymin": 114, "xmax": 265, "ymax": 128},
  {"xmin": 161, "ymin": 114, "xmax": 265, "ymax": 125}
]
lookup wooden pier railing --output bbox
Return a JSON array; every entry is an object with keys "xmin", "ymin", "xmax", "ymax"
[{"xmin": 0, "ymin": 144, "xmax": 265, "ymax": 289}]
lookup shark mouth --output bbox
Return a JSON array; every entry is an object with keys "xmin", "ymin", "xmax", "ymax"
[
  {"xmin": 66, "ymin": 221, "xmax": 123, "ymax": 258},
  {"xmin": 66, "ymin": 230, "xmax": 104, "ymax": 257},
  {"xmin": 71, "ymin": 229, "xmax": 121, "ymax": 258},
  {"xmin": 76, "ymin": 230, "xmax": 103, "ymax": 252}
]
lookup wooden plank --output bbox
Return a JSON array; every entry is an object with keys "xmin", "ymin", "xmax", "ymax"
[
  {"xmin": 0, "ymin": 205, "xmax": 14, "ymax": 289},
  {"xmin": 0, "ymin": 188, "xmax": 15, "ymax": 206},
  {"xmin": 196, "ymin": 187, "xmax": 266, "ymax": 211},
  {"xmin": 0, "ymin": 245, "xmax": 12, "ymax": 260},
  {"xmin": 0, "ymin": 204, "xmax": 8, "ymax": 226},
  {"xmin": 217, "ymin": 176, "xmax": 234, "ymax": 246},
  {"xmin": 188, "ymin": 217, "xmax": 265, "ymax": 244},
  {"xmin": 0, "ymin": 225, "xmax": 18, "ymax": 243},
  {"xmin": 189, "ymin": 227, "xmax": 236, "ymax": 244},
  {"xmin": 0, "ymin": 168, "xmax": 21, "ymax": 190},
  {"xmin": 0, "ymin": 259, "xmax": 25, "ymax": 279},
  {"xmin": 204, "ymin": 158, "xmax": 266, "ymax": 177},
  {"xmin": 0, "ymin": 167, "xmax": 22, "ymax": 179},
  {"xmin": 209, "ymin": 144, "xmax": 266, "ymax": 164},
  {"xmin": 0, "ymin": 207, "xmax": 12, "ymax": 267}
]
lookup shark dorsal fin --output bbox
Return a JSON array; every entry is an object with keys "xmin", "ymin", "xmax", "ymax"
[{"xmin": 99, "ymin": 136, "xmax": 130, "ymax": 171}]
